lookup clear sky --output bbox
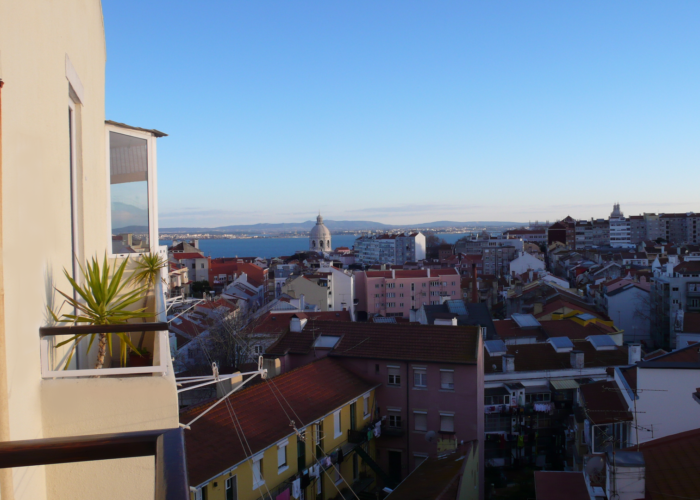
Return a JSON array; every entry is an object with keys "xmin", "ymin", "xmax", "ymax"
[{"xmin": 103, "ymin": 1, "xmax": 700, "ymax": 228}]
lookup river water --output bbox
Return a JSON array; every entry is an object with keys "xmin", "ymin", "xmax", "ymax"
[{"xmin": 160, "ymin": 232, "xmax": 473, "ymax": 259}]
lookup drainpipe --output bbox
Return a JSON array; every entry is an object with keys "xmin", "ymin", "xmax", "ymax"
[{"xmin": 0, "ymin": 77, "xmax": 14, "ymax": 500}]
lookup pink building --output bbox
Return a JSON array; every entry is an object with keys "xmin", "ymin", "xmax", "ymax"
[{"xmin": 355, "ymin": 268, "xmax": 461, "ymax": 320}]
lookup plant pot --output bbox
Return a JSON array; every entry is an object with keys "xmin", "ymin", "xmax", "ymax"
[{"xmin": 129, "ymin": 352, "xmax": 153, "ymax": 367}]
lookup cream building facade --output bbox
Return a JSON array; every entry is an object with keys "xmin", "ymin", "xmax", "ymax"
[{"xmin": 0, "ymin": 1, "xmax": 180, "ymax": 499}]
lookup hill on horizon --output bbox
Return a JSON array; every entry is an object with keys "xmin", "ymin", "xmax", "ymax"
[{"xmin": 160, "ymin": 219, "xmax": 526, "ymax": 234}]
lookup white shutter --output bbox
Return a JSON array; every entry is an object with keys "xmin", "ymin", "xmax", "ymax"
[
  {"xmin": 441, "ymin": 371, "xmax": 454, "ymax": 390},
  {"xmin": 414, "ymin": 412, "xmax": 427, "ymax": 431},
  {"xmin": 277, "ymin": 445, "xmax": 286, "ymax": 467},
  {"xmin": 440, "ymin": 414, "xmax": 454, "ymax": 433}
]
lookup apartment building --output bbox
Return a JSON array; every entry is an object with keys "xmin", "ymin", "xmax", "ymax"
[
  {"xmin": 0, "ymin": 2, "xmax": 181, "ymax": 499},
  {"xmin": 183, "ymin": 358, "xmax": 378, "ymax": 500},
  {"xmin": 505, "ymin": 229, "xmax": 547, "ymax": 243},
  {"xmin": 629, "ymin": 215, "xmax": 646, "ymax": 244},
  {"xmin": 282, "ymin": 265, "xmax": 354, "ymax": 315},
  {"xmin": 354, "ymin": 268, "xmax": 461, "ymax": 319},
  {"xmin": 650, "ymin": 253, "xmax": 700, "ymax": 349},
  {"xmin": 264, "ymin": 321, "xmax": 484, "ymax": 494},
  {"xmin": 354, "ymin": 232, "xmax": 426, "ymax": 265},
  {"xmin": 644, "ymin": 213, "xmax": 663, "ymax": 241},
  {"xmin": 609, "ymin": 203, "xmax": 631, "ymax": 247}
]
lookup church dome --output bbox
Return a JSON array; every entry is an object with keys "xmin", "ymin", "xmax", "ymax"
[{"xmin": 309, "ymin": 214, "xmax": 331, "ymax": 252}]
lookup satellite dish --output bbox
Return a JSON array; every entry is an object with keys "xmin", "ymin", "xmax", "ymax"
[{"xmin": 425, "ymin": 431, "xmax": 437, "ymax": 443}]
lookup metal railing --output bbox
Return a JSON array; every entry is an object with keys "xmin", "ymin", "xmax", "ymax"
[
  {"xmin": 39, "ymin": 322, "xmax": 170, "ymax": 378},
  {"xmin": 0, "ymin": 428, "xmax": 189, "ymax": 500}
]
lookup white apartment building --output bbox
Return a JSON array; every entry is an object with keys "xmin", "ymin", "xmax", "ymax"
[
  {"xmin": 609, "ymin": 203, "xmax": 631, "ymax": 248},
  {"xmin": 354, "ymin": 232, "xmax": 426, "ymax": 265}
]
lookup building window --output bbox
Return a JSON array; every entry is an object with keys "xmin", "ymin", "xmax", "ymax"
[
  {"xmin": 225, "ymin": 477, "xmax": 237, "ymax": 500},
  {"xmin": 108, "ymin": 129, "xmax": 152, "ymax": 255},
  {"xmin": 485, "ymin": 395, "xmax": 510, "ymax": 405},
  {"xmin": 252, "ymin": 455, "xmax": 264, "ymax": 489},
  {"xmin": 277, "ymin": 439, "xmax": 288, "ymax": 472},
  {"xmin": 388, "ymin": 366, "xmax": 401, "ymax": 386},
  {"xmin": 414, "ymin": 411, "xmax": 428, "ymax": 431},
  {"xmin": 524, "ymin": 393, "xmax": 550, "ymax": 403},
  {"xmin": 440, "ymin": 370, "xmax": 454, "ymax": 390},
  {"xmin": 333, "ymin": 410, "xmax": 342, "ymax": 438},
  {"xmin": 399, "ymin": 283, "xmax": 404, "ymax": 288},
  {"xmin": 363, "ymin": 394, "xmax": 370, "ymax": 418},
  {"xmin": 253, "ymin": 345, "xmax": 263, "ymax": 355},
  {"xmin": 388, "ymin": 412, "xmax": 402, "ymax": 428},
  {"xmin": 440, "ymin": 413, "xmax": 455, "ymax": 433},
  {"xmin": 413, "ymin": 368, "xmax": 427, "ymax": 388}
]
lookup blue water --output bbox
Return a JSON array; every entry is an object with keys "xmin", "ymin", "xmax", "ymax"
[{"xmin": 160, "ymin": 232, "xmax": 473, "ymax": 259}]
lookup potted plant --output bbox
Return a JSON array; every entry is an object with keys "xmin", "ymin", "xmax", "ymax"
[
  {"xmin": 131, "ymin": 252, "xmax": 168, "ymax": 350},
  {"xmin": 49, "ymin": 254, "xmax": 151, "ymax": 369}
]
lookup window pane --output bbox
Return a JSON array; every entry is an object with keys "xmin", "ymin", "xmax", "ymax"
[
  {"xmin": 109, "ymin": 132, "xmax": 149, "ymax": 253},
  {"xmin": 441, "ymin": 371, "xmax": 454, "ymax": 390},
  {"xmin": 278, "ymin": 445, "xmax": 286, "ymax": 467}
]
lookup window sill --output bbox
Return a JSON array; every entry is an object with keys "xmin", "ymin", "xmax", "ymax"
[
  {"xmin": 439, "ymin": 388, "xmax": 455, "ymax": 393},
  {"xmin": 412, "ymin": 387, "xmax": 427, "ymax": 391},
  {"xmin": 439, "ymin": 431, "xmax": 456, "ymax": 435},
  {"xmin": 277, "ymin": 465, "xmax": 289, "ymax": 475},
  {"xmin": 253, "ymin": 480, "xmax": 266, "ymax": 490},
  {"xmin": 387, "ymin": 384, "xmax": 401, "ymax": 388},
  {"xmin": 363, "ymin": 413, "xmax": 370, "ymax": 420},
  {"xmin": 334, "ymin": 433, "xmax": 342, "ymax": 439}
]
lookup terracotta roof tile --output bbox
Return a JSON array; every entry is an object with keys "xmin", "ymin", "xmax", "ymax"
[
  {"xmin": 181, "ymin": 358, "xmax": 376, "ymax": 487},
  {"xmin": 266, "ymin": 321, "xmax": 480, "ymax": 364}
]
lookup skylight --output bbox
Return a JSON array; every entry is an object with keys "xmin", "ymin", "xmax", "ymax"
[
  {"xmin": 446, "ymin": 300, "xmax": 468, "ymax": 316},
  {"xmin": 548, "ymin": 336, "xmax": 574, "ymax": 353},
  {"xmin": 313, "ymin": 335, "xmax": 341, "ymax": 349},
  {"xmin": 512, "ymin": 313, "xmax": 541, "ymax": 329},
  {"xmin": 485, "ymin": 340, "xmax": 508, "ymax": 356},
  {"xmin": 587, "ymin": 335, "xmax": 617, "ymax": 351}
]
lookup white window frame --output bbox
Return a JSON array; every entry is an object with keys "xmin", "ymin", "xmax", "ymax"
[
  {"xmin": 388, "ymin": 365, "xmax": 401, "ymax": 386},
  {"xmin": 440, "ymin": 369, "xmax": 455, "ymax": 391},
  {"xmin": 68, "ymin": 97, "xmax": 80, "ymax": 284},
  {"xmin": 225, "ymin": 477, "xmax": 237, "ymax": 499},
  {"xmin": 363, "ymin": 394, "xmax": 370, "ymax": 419},
  {"xmin": 252, "ymin": 453, "xmax": 265, "ymax": 489},
  {"xmin": 277, "ymin": 438, "xmax": 289, "ymax": 474},
  {"xmin": 334, "ymin": 410, "xmax": 342, "ymax": 439},
  {"xmin": 105, "ymin": 123, "xmax": 159, "ymax": 257},
  {"xmin": 413, "ymin": 368, "xmax": 427, "ymax": 388}
]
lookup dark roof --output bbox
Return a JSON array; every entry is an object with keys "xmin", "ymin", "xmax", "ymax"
[
  {"xmin": 266, "ymin": 321, "xmax": 481, "ymax": 365},
  {"xmin": 180, "ymin": 357, "xmax": 376, "ymax": 487},
  {"xmin": 580, "ymin": 380, "xmax": 632, "ymax": 425},
  {"xmin": 639, "ymin": 342, "xmax": 700, "ymax": 365},
  {"xmin": 387, "ymin": 447, "xmax": 474, "ymax": 500},
  {"xmin": 484, "ymin": 341, "xmax": 628, "ymax": 374},
  {"xmin": 105, "ymin": 119, "xmax": 168, "ymax": 137},
  {"xmin": 683, "ymin": 312, "xmax": 700, "ymax": 333},
  {"xmin": 534, "ymin": 471, "xmax": 589, "ymax": 500},
  {"xmin": 250, "ymin": 310, "xmax": 352, "ymax": 334},
  {"xmin": 624, "ymin": 428, "xmax": 700, "ymax": 500},
  {"xmin": 421, "ymin": 302, "xmax": 497, "ymax": 339}
]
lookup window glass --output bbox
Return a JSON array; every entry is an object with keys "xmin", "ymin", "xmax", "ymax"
[
  {"xmin": 413, "ymin": 369, "xmax": 427, "ymax": 387},
  {"xmin": 109, "ymin": 131, "xmax": 149, "ymax": 253},
  {"xmin": 440, "ymin": 414, "xmax": 454, "ymax": 433},
  {"xmin": 278, "ymin": 444, "xmax": 287, "ymax": 468},
  {"xmin": 388, "ymin": 367, "xmax": 401, "ymax": 386},
  {"xmin": 441, "ymin": 371, "xmax": 454, "ymax": 390},
  {"xmin": 388, "ymin": 413, "xmax": 402, "ymax": 428}
]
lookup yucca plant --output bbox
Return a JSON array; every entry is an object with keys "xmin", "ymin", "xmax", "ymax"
[
  {"xmin": 132, "ymin": 252, "xmax": 168, "ymax": 351},
  {"xmin": 49, "ymin": 254, "xmax": 151, "ymax": 369}
]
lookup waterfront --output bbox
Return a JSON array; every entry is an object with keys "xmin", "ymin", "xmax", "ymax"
[{"xmin": 160, "ymin": 232, "xmax": 473, "ymax": 259}]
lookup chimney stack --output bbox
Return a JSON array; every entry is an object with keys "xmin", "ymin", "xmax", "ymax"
[
  {"xmin": 471, "ymin": 263, "xmax": 478, "ymax": 303},
  {"xmin": 570, "ymin": 350, "xmax": 584, "ymax": 369},
  {"xmin": 502, "ymin": 354, "xmax": 515, "ymax": 373},
  {"xmin": 628, "ymin": 343, "xmax": 642, "ymax": 365}
]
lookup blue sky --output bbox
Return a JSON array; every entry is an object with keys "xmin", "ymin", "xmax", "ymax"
[{"xmin": 103, "ymin": 1, "xmax": 700, "ymax": 227}]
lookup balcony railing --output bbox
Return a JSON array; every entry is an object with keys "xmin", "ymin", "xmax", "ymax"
[
  {"xmin": 0, "ymin": 428, "xmax": 189, "ymax": 500},
  {"xmin": 39, "ymin": 322, "xmax": 170, "ymax": 378}
]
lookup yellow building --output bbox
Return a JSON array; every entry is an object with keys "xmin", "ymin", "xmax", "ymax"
[
  {"xmin": 0, "ymin": 1, "xmax": 180, "ymax": 499},
  {"xmin": 182, "ymin": 358, "xmax": 380, "ymax": 500}
]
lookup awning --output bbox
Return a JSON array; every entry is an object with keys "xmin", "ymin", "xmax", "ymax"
[
  {"xmin": 485, "ymin": 387, "xmax": 511, "ymax": 397},
  {"xmin": 551, "ymin": 379, "xmax": 580, "ymax": 390}
]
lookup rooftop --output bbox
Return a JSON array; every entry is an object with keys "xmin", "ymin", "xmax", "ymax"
[
  {"xmin": 266, "ymin": 321, "xmax": 481, "ymax": 365},
  {"xmin": 180, "ymin": 357, "xmax": 376, "ymax": 487},
  {"xmin": 580, "ymin": 380, "xmax": 633, "ymax": 425},
  {"xmin": 534, "ymin": 471, "xmax": 590, "ymax": 500}
]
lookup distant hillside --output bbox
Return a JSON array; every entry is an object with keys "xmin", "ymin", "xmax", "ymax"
[{"xmin": 160, "ymin": 219, "xmax": 526, "ymax": 234}]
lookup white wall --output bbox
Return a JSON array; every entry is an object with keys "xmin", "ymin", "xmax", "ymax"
[
  {"xmin": 414, "ymin": 233, "xmax": 426, "ymax": 261},
  {"xmin": 634, "ymin": 367, "xmax": 700, "ymax": 445},
  {"xmin": 606, "ymin": 288, "xmax": 651, "ymax": 344},
  {"xmin": 509, "ymin": 252, "xmax": 545, "ymax": 275}
]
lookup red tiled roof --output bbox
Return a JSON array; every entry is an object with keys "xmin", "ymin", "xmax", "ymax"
[
  {"xmin": 430, "ymin": 268, "xmax": 459, "ymax": 276},
  {"xmin": 580, "ymin": 380, "xmax": 632, "ymax": 425},
  {"xmin": 172, "ymin": 252, "xmax": 206, "ymax": 260},
  {"xmin": 180, "ymin": 358, "xmax": 376, "ymax": 487},
  {"xmin": 484, "ymin": 341, "xmax": 628, "ymax": 373},
  {"xmin": 643, "ymin": 349, "xmax": 667, "ymax": 360},
  {"xmin": 643, "ymin": 342, "xmax": 699, "ymax": 364},
  {"xmin": 624, "ymin": 428, "xmax": 700, "ymax": 500},
  {"xmin": 266, "ymin": 321, "xmax": 480, "ymax": 365},
  {"xmin": 250, "ymin": 311, "xmax": 352, "ymax": 334},
  {"xmin": 394, "ymin": 270, "xmax": 429, "ymax": 278},
  {"xmin": 674, "ymin": 260, "xmax": 700, "ymax": 275},
  {"xmin": 534, "ymin": 472, "xmax": 589, "ymax": 500},
  {"xmin": 388, "ymin": 448, "xmax": 474, "ymax": 500},
  {"xmin": 365, "ymin": 271, "xmax": 393, "ymax": 278}
]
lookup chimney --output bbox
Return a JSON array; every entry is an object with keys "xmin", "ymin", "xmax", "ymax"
[
  {"xmin": 502, "ymin": 354, "xmax": 515, "ymax": 373},
  {"xmin": 471, "ymin": 263, "xmax": 478, "ymax": 303},
  {"xmin": 570, "ymin": 350, "xmax": 584, "ymax": 369},
  {"xmin": 290, "ymin": 316, "xmax": 308, "ymax": 332},
  {"xmin": 409, "ymin": 308, "xmax": 417, "ymax": 323},
  {"xmin": 628, "ymin": 343, "xmax": 642, "ymax": 365}
]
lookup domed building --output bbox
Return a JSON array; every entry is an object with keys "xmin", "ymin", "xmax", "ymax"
[{"xmin": 309, "ymin": 213, "xmax": 331, "ymax": 252}]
